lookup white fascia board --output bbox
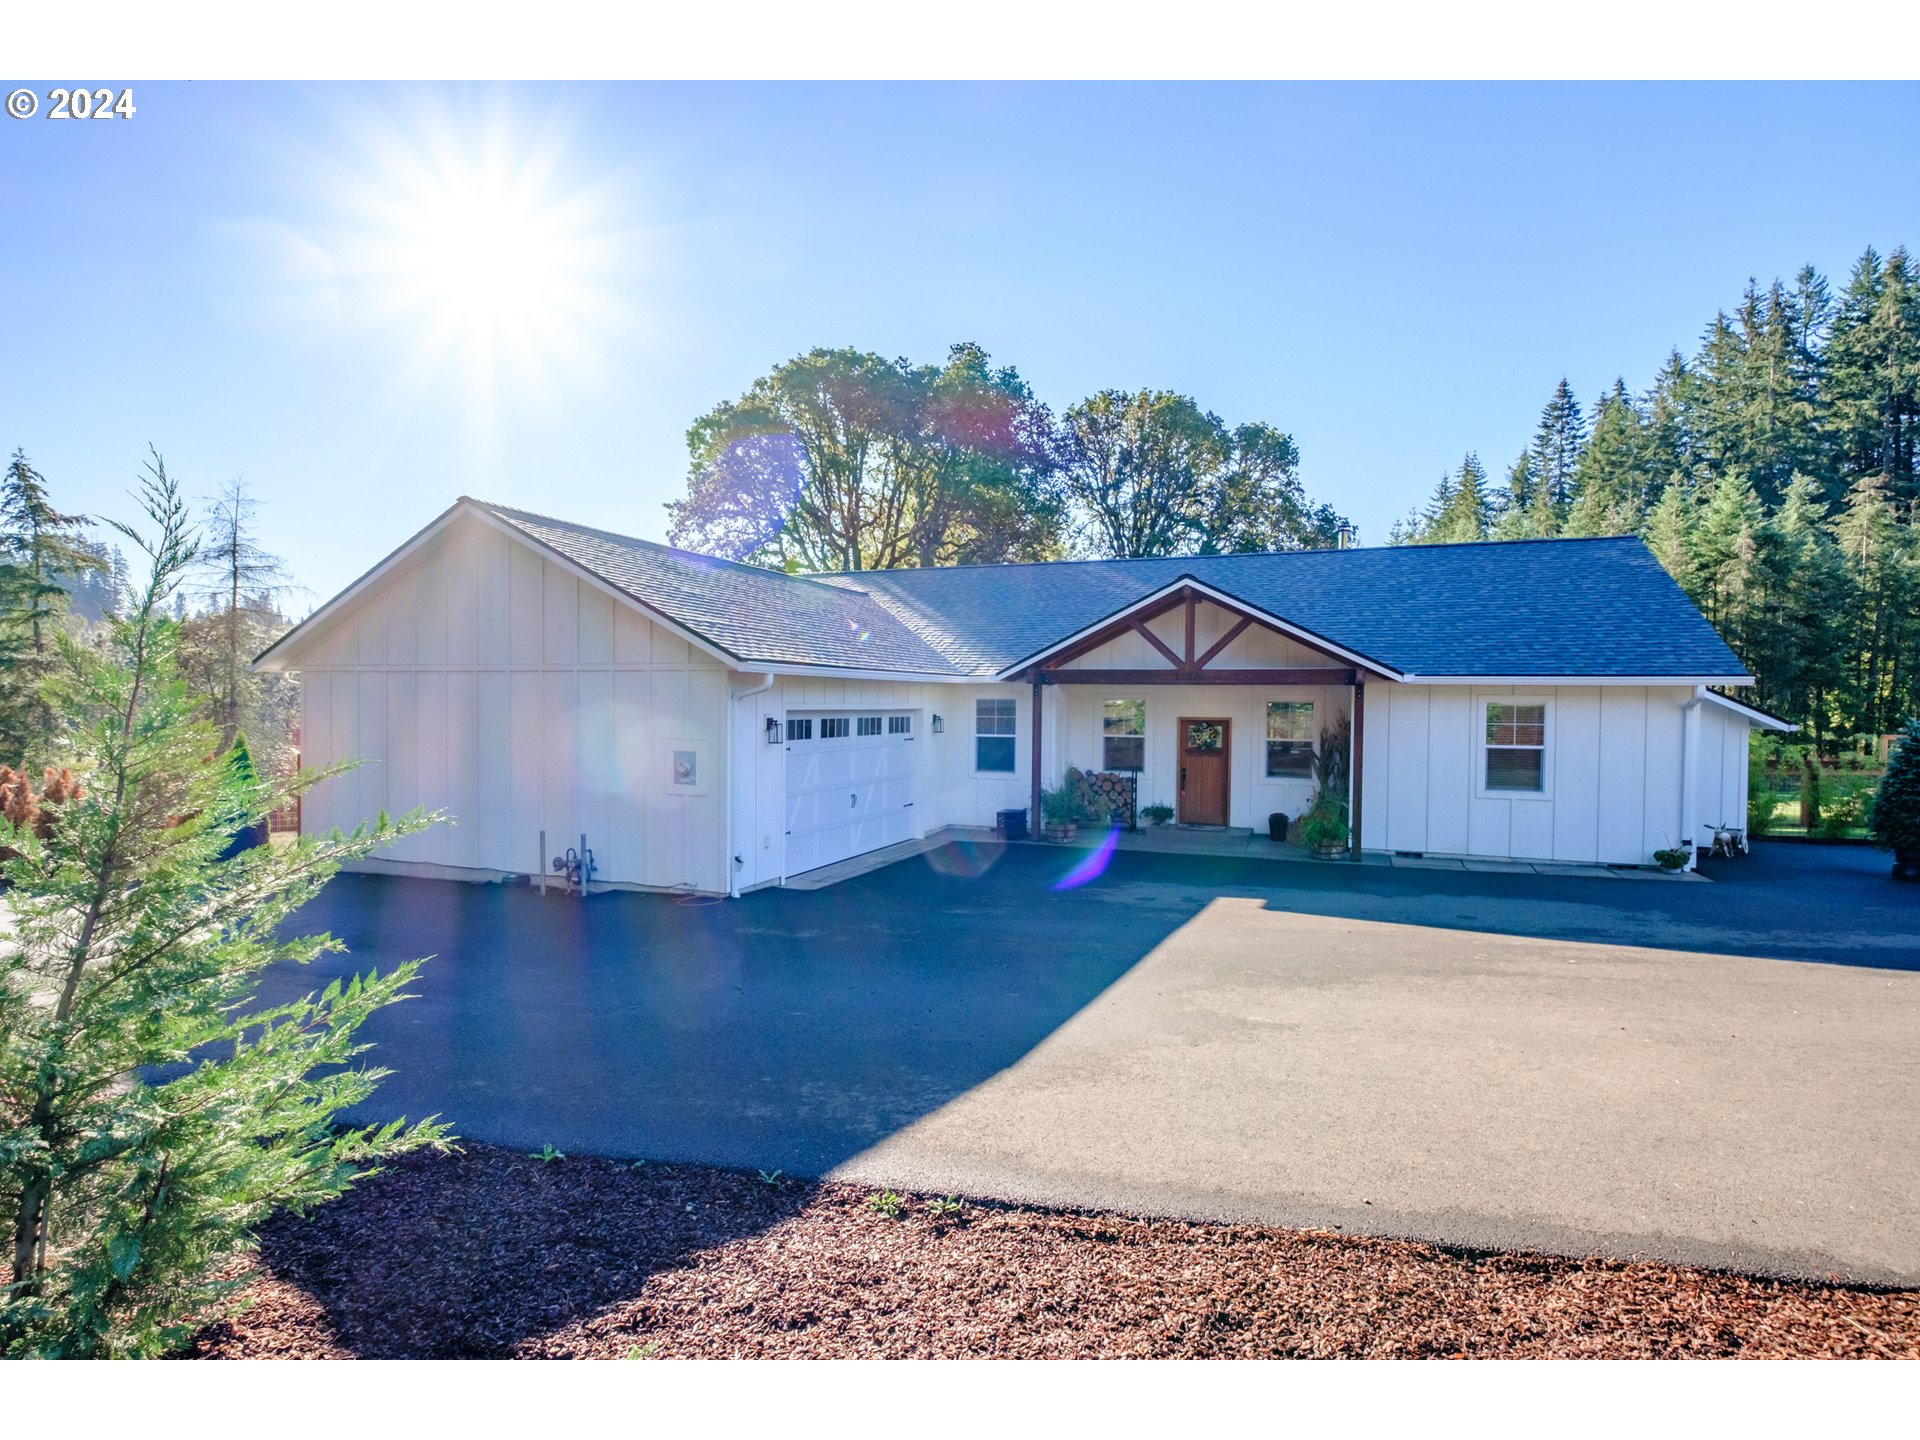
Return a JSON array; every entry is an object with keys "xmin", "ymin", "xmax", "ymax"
[
  {"xmin": 1699, "ymin": 688, "xmax": 1798, "ymax": 732},
  {"xmin": 1398, "ymin": 674, "xmax": 1755, "ymax": 687},
  {"xmin": 991, "ymin": 575, "xmax": 1402, "ymax": 682},
  {"xmin": 742, "ymin": 663, "xmax": 977, "ymax": 685}
]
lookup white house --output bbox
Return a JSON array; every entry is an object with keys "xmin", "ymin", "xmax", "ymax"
[{"xmin": 254, "ymin": 498, "xmax": 1792, "ymax": 893}]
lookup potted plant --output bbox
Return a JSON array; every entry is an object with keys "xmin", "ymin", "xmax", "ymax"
[
  {"xmin": 1870, "ymin": 719, "xmax": 1920, "ymax": 882},
  {"xmin": 1652, "ymin": 846, "xmax": 1689, "ymax": 872},
  {"xmin": 1041, "ymin": 768, "xmax": 1113, "ymax": 842},
  {"xmin": 1141, "ymin": 802, "xmax": 1174, "ymax": 827},
  {"xmin": 1039, "ymin": 785, "xmax": 1079, "ymax": 843},
  {"xmin": 1297, "ymin": 799, "xmax": 1349, "ymax": 859}
]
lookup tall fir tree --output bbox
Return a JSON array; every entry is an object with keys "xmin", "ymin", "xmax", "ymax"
[
  {"xmin": 1427, "ymin": 453, "xmax": 1491, "ymax": 543},
  {"xmin": 1404, "ymin": 244, "xmax": 1920, "ymax": 742},
  {"xmin": 1525, "ymin": 379, "xmax": 1586, "ymax": 531},
  {"xmin": 1565, "ymin": 379, "xmax": 1649, "ymax": 536},
  {"xmin": 1830, "ymin": 474, "xmax": 1915, "ymax": 736},
  {"xmin": 0, "ymin": 451, "xmax": 104, "ymax": 761},
  {"xmin": 1825, "ymin": 247, "xmax": 1920, "ymax": 507}
]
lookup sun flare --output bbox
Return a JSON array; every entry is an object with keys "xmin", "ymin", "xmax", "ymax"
[{"xmin": 328, "ymin": 106, "xmax": 627, "ymax": 410}]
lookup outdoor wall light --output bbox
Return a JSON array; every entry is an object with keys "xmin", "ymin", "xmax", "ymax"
[
  {"xmin": 765, "ymin": 716, "xmax": 782, "ymax": 745},
  {"xmin": 931, "ymin": 714, "xmax": 944, "ymax": 734}
]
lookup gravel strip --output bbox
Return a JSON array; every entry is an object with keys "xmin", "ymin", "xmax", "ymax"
[{"xmin": 187, "ymin": 1145, "xmax": 1918, "ymax": 1359}]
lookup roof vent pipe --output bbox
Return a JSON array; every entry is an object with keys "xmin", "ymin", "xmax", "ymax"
[{"xmin": 1336, "ymin": 522, "xmax": 1355, "ymax": 550}]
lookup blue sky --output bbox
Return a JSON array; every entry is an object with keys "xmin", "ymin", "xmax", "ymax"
[{"xmin": 3, "ymin": 81, "xmax": 1917, "ymax": 605}]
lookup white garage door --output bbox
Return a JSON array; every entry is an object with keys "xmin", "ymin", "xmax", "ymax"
[{"xmin": 784, "ymin": 710, "xmax": 918, "ymax": 876}]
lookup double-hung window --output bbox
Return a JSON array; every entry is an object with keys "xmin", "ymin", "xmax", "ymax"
[
  {"xmin": 1103, "ymin": 699, "xmax": 1145, "ymax": 771},
  {"xmin": 975, "ymin": 698, "xmax": 1016, "ymax": 772},
  {"xmin": 1484, "ymin": 701, "xmax": 1547, "ymax": 792},
  {"xmin": 1265, "ymin": 701, "xmax": 1315, "ymax": 777}
]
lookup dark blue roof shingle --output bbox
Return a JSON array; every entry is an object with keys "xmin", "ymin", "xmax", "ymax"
[{"xmin": 478, "ymin": 501, "xmax": 1749, "ymax": 682}]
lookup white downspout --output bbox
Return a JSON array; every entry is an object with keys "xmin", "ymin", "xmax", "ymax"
[
  {"xmin": 1680, "ymin": 685, "xmax": 1706, "ymax": 871},
  {"xmin": 727, "ymin": 672, "xmax": 776, "ymax": 898}
]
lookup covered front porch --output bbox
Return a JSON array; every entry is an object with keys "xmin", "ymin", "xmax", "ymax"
[{"xmin": 1013, "ymin": 578, "xmax": 1374, "ymax": 859}]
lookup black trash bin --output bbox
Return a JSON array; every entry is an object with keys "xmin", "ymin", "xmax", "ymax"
[
  {"xmin": 1267, "ymin": 811, "xmax": 1290, "ymax": 842},
  {"xmin": 996, "ymin": 807, "xmax": 1029, "ymax": 842}
]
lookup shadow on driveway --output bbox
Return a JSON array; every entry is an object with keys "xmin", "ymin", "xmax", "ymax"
[{"xmin": 245, "ymin": 837, "xmax": 1916, "ymax": 1348}]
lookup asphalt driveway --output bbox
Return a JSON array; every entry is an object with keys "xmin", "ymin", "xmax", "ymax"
[{"xmin": 266, "ymin": 840, "xmax": 1920, "ymax": 1284}]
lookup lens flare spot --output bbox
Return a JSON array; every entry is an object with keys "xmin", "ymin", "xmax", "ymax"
[
  {"xmin": 922, "ymin": 836, "xmax": 1007, "ymax": 879},
  {"xmin": 1050, "ymin": 826, "xmax": 1121, "ymax": 892}
]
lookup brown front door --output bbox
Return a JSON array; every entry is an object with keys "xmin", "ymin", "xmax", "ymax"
[{"xmin": 1177, "ymin": 717, "xmax": 1231, "ymax": 826}]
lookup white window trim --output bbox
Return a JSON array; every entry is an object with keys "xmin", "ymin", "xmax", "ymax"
[
  {"xmin": 1260, "ymin": 697, "xmax": 1318, "ymax": 783},
  {"xmin": 973, "ymin": 696, "xmax": 1019, "ymax": 776},
  {"xmin": 1475, "ymin": 692, "xmax": 1553, "ymax": 801},
  {"xmin": 1102, "ymin": 697, "xmax": 1146, "ymax": 772}
]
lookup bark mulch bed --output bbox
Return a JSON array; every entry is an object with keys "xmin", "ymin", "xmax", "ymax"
[{"xmin": 187, "ymin": 1144, "xmax": 1918, "ymax": 1359}]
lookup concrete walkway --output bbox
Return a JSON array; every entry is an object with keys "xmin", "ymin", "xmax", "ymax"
[
  {"xmin": 786, "ymin": 824, "xmax": 1708, "ymax": 890},
  {"xmin": 268, "ymin": 840, "xmax": 1919, "ymax": 1285}
]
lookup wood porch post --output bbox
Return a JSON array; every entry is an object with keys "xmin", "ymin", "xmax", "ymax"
[
  {"xmin": 1350, "ymin": 673, "xmax": 1366, "ymax": 862},
  {"xmin": 1030, "ymin": 673, "xmax": 1044, "ymax": 832}
]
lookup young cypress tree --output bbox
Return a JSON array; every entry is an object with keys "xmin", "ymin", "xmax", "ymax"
[{"xmin": 0, "ymin": 456, "xmax": 447, "ymax": 1358}]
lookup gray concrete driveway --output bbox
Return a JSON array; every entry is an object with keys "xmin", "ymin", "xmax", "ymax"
[{"xmin": 268, "ymin": 841, "xmax": 1920, "ymax": 1284}]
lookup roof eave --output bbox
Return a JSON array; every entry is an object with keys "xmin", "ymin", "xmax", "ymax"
[
  {"xmin": 1396, "ymin": 673, "xmax": 1756, "ymax": 687},
  {"xmin": 988, "ymin": 573, "xmax": 1405, "ymax": 683}
]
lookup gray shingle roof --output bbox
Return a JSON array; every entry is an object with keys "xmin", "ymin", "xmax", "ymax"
[
  {"xmin": 476, "ymin": 501, "xmax": 1750, "ymax": 682},
  {"xmin": 481, "ymin": 504, "xmax": 960, "ymax": 675}
]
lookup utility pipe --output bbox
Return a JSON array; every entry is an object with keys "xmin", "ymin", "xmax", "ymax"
[{"xmin": 727, "ymin": 672, "xmax": 776, "ymax": 898}]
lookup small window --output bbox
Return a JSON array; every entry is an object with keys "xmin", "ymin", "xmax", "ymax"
[
  {"xmin": 887, "ymin": 715, "xmax": 912, "ymax": 735},
  {"xmin": 856, "ymin": 716, "xmax": 883, "ymax": 737},
  {"xmin": 1103, "ymin": 698, "xmax": 1145, "ymax": 771},
  {"xmin": 976, "ymin": 697, "xmax": 1016, "ymax": 773},
  {"xmin": 1485, "ymin": 701, "xmax": 1546, "ymax": 792},
  {"xmin": 1265, "ymin": 701, "xmax": 1315, "ymax": 778},
  {"xmin": 820, "ymin": 717, "xmax": 851, "ymax": 740},
  {"xmin": 786, "ymin": 717, "xmax": 812, "ymax": 742}
]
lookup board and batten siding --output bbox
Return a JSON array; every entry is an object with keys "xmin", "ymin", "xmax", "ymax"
[
  {"xmin": 295, "ymin": 513, "xmax": 729, "ymax": 892},
  {"xmin": 1051, "ymin": 599, "xmax": 1353, "ymax": 830},
  {"xmin": 1361, "ymin": 682, "xmax": 1701, "ymax": 866},
  {"xmin": 1694, "ymin": 700, "xmax": 1751, "ymax": 844},
  {"xmin": 729, "ymin": 676, "xmax": 1030, "ymax": 890}
]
